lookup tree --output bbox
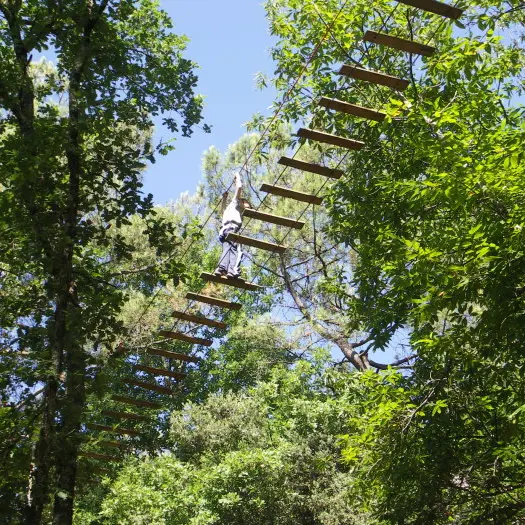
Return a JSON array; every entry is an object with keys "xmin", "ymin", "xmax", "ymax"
[
  {"xmin": 87, "ymin": 361, "xmax": 371, "ymax": 525},
  {"xmin": 0, "ymin": 1, "xmax": 206, "ymax": 523},
  {"xmin": 201, "ymin": 132, "xmax": 413, "ymax": 371},
  {"xmin": 263, "ymin": 0, "xmax": 525, "ymax": 521}
]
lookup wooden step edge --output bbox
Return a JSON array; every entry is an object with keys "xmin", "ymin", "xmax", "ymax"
[
  {"xmin": 364, "ymin": 30, "xmax": 435, "ymax": 57},
  {"xmin": 201, "ymin": 272, "xmax": 262, "ymax": 291},
  {"xmin": 297, "ymin": 128, "xmax": 364, "ymax": 150},
  {"xmin": 396, "ymin": 0, "xmax": 463, "ymax": 20},
  {"xmin": 170, "ymin": 311, "xmax": 227, "ymax": 329},
  {"xmin": 95, "ymin": 440, "xmax": 127, "ymax": 449},
  {"xmin": 243, "ymin": 207, "xmax": 306, "ymax": 229},
  {"xmin": 134, "ymin": 364, "xmax": 186, "ymax": 380},
  {"xmin": 158, "ymin": 330, "xmax": 212, "ymax": 347},
  {"xmin": 79, "ymin": 451, "xmax": 122, "ymax": 462},
  {"xmin": 124, "ymin": 378, "xmax": 174, "ymax": 396},
  {"xmin": 86, "ymin": 423, "xmax": 140, "ymax": 437},
  {"xmin": 146, "ymin": 347, "xmax": 200, "ymax": 363},
  {"xmin": 101, "ymin": 410, "xmax": 150, "ymax": 422},
  {"xmin": 260, "ymin": 183, "xmax": 324, "ymax": 205},
  {"xmin": 226, "ymin": 232, "xmax": 287, "ymax": 254},
  {"xmin": 318, "ymin": 97, "xmax": 386, "ymax": 122},
  {"xmin": 338, "ymin": 64, "xmax": 409, "ymax": 91},
  {"xmin": 278, "ymin": 156, "xmax": 343, "ymax": 179},
  {"xmin": 111, "ymin": 394, "xmax": 162, "ymax": 410},
  {"xmin": 186, "ymin": 292, "xmax": 242, "ymax": 311}
]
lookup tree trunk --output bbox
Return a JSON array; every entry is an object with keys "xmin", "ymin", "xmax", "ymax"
[
  {"xmin": 53, "ymin": 342, "xmax": 86, "ymax": 525},
  {"xmin": 51, "ymin": 16, "xmax": 91, "ymax": 520},
  {"xmin": 25, "ymin": 379, "xmax": 57, "ymax": 525},
  {"xmin": 3, "ymin": 12, "xmax": 62, "ymax": 523},
  {"xmin": 280, "ymin": 255, "xmax": 371, "ymax": 371}
]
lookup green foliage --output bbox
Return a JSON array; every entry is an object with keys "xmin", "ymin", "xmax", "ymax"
[
  {"xmin": 0, "ymin": 0, "xmax": 206, "ymax": 520},
  {"xmin": 84, "ymin": 364, "xmax": 371, "ymax": 525},
  {"xmin": 187, "ymin": 315, "xmax": 295, "ymax": 399},
  {"xmin": 262, "ymin": 0, "xmax": 525, "ymax": 522}
]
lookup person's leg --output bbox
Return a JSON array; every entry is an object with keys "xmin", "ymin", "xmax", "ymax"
[
  {"xmin": 224, "ymin": 239, "xmax": 239, "ymax": 276},
  {"xmin": 230, "ymin": 243, "xmax": 244, "ymax": 278},
  {"xmin": 214, "ymin": 240, "xmax": 230, "ymax": 275}
]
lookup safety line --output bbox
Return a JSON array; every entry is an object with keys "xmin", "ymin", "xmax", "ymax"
[
  {"xmin": 132, "ymin": 0, "xmax": 463, "ymax": 361},
  {"xmin": 128, "ymin": 0, "xmax": 354, "ymax": 340},
  {"xmin": 164, "ymin": 0, "xmax": 418, "ymax": 341},
  {"xmin": 209, "ymin": 0, "xmax": 465, "ymax": 340}
]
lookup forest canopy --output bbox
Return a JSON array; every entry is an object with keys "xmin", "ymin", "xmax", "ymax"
[{"xmin": 2, "ymin": 1, "xmax": 525, "ymax": 524}]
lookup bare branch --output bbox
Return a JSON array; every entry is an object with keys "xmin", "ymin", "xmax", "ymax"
[{"xmin": 369, "ymin": 353, "xmax": 417, "ymax": 371}]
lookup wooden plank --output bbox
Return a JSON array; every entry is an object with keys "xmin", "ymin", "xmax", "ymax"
[
  {"xmin": 243, "ymin": 208, "xmax": 305, "ymax": 229},
  {"xmin": 79, "ymin": 451, "xmax": 121, "ymax": 462},
  {"xmin": 111, "ymin": 394, "xmax": 162, "ymax": 409},
  {"xmin": 134, "ymin": 364, "xmax": 186, "ymax": 380},
  {"xmin": 364, "ymin": 30, "xmax": 435, "ymax": 57},
  {"xmin": 158, "ymin": 330, "xmax": 212, "ymax": 347},
  {"xmin": 318, "ymin": 97, "xmax": 386, "ymax": 122},
  {"xmin": 124, "ymin": 378, "xmax": 173, "ymax": 396},
  {"xmin": 396, "ymin": 0, "xmax": 462, "ymax": 19},
  {"xmin": 86, "ymin": 423, "xmax": 140, "ymax": 437},
  {"xmin": 111, "ymin": 343, "xmax": 128, "ymax": 357},
  {"xmin": 278, "ymin": 156, "xmax": 343, "ymax": 179},
  {"xmin": 170, "ymin": 310, "xmax": 226, "ymax": 330},
  {"xmin": 201, "ymin": 272, "xmax": 262, "ymax": 291},
  {"xmin": 186, "ymin": 292, "xmax": 242, "ymax": 311},
  {"xmin": 297, "ymin": 128, "xmax": 364, "ymax": 150},
  {"xmin": 260, "ymin": 183, "xmax": 323, "ymax": 205},
  {"xmin": 226, "ymin": 233, "xmax": 287, "ymax": 254},
  {"xmin": 90, "ymin": 466, "xmax": 112, "ymax": 475},
  {"xmin": 101, "ymin": 410, "xmax": 150, "ymax": 422},
  {"xmin": 97, "ymin": 440, "xmax": 127, "ymax": 449},
  {"xmin": 146, "ymin": 347, "xmax": 200, "ymax": 363},
  {"xmin": 338, "ymin": 64, "xmax": 409, "ymax": 91}
]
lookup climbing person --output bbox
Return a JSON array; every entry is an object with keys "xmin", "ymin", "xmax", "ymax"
[{"xmin": 214, "ymin": 171, "xmax": 249, "ymax": 279}]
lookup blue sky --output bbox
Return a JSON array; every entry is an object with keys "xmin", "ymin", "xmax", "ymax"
[{"xmin": 145, "ymin": 0, "xmax": 276, "ymax": 202}]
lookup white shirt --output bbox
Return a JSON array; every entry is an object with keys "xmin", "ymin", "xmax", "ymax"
[{"xmin": 222, "ymin": 197, "xmax": 242, "ymax": 226}]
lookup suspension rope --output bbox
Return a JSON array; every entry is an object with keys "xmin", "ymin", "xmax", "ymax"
[{"xmin": 129, "ymin": 0, "xmax": 354, "ymax": 339}]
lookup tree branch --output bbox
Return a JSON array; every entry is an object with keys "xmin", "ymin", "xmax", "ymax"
[
  {"xmin": 368, "ymin": 353, "xmax": 417, "ymax": 370},
  {"xmin": 279, "ymin": 253, "xmax": 371, "ymax": 370}
]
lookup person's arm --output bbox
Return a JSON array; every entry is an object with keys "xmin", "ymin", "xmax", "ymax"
[
  {"xmin": 233, "ymin": 171, "xmax": 242, "ymax": 200},
  {"xmin": 221, "ymin": 190, "xmax": 229, "ymax": 215}
]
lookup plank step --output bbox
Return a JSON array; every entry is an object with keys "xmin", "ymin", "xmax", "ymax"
[
  {"xmin": 111, "ymin": 394, "xmax": 162, "ymax": 409},
  {"xmin": 338, "ymin": 64, "xmax": 409, "ymax": 91},
  {"xmin": 111, "ymin": 343, "xmax": 128, "ymax": 357},
  {"xmin": 226, "ymin": 232, "xmax": 287, "ymax": 254},
  {"xmin": 318, "ymin": 97, "xmax": 386, "ymax": 122},
  {"xmin": 134, "ymin": 364, "xmax": 186, "ymax": 380},
  {"xmin": 243, "ymin": 207, "xmax": 305, "ymax": 229},
  {"xmin": 170, "ymin": 310, "xmax": 226, "ymax": 329},
  {"xmin": 79, "ymin": 452, "xmax": 121, "ymax": 462},
  {"xmin": 260, "ymin": 183, "xmax": 323, "ymax": 205},
  {"xmin": 201, "ymin": 272, "xmax": 262, "ymax": 291},
  {"xmin": 96, "ymin": 440, "xmax": 127, "ymax": 449},
  {"xmin": 278, "ymin": 156, "xmax": 343, "ymax": 179},
  {"xmin": 396, "ymin": 0, "xmax": 462, "ymax": 19},
  {"xmin": 101, "ymin": 410, "xmax": 150, "ymax": 422},
  {"xmin": 86, "ymin": 423, "xmax": 139, "ymax": 437},
  {"xmin": 297, "ymin": 128, "xmax": 364, "ymax": 150},
  {"xmin": 158, "ymin": 330, "xmax": 212, "ymax": 347},
  {"xmin": 124, "ymin": 378, "xmax": 173, "ymax": 396},
  {"xmin": 364, "ymin": 30, "xmax": 435, "ymax": 57},
  {"xmin": 186, "ymin": 292, "xmax": 242, "ymax": 311},
  {"xmin": 146, "ymin": 347, "xmax": 200, "ymax": 363}
]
